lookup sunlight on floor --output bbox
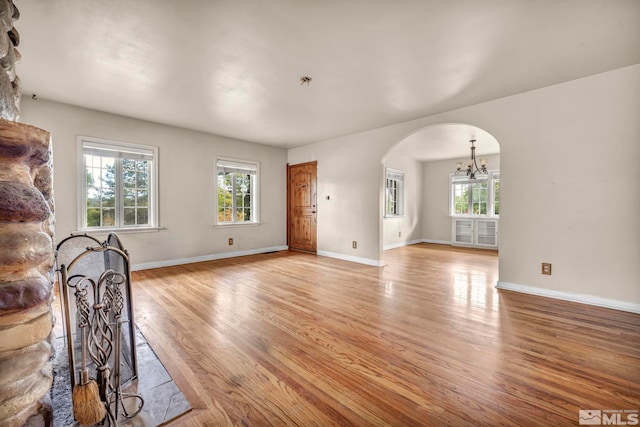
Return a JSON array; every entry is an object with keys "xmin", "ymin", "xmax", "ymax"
[{"xmin": 452, "ymin": 270, "xmax": 499, "ymax": 311}]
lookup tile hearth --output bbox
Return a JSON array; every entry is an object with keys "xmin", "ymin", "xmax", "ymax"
[{"xmin": 51, "ymin": 328, "xmax": 191, "ymax": 426}]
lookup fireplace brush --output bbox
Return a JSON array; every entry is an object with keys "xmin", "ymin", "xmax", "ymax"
[{"xmin": 72, "ymin": 280, "xmax": 106, "ymax": 425}]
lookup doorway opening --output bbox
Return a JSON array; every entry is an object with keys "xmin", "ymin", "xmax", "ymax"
[{"xmin": 380, "ymin": 123, "xmax": 501, "ymax": 264}]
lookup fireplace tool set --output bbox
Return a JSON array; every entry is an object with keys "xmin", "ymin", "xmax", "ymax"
[{"xmin": 56, "ymin": 233, "xmax": 144, "ymax": 425}]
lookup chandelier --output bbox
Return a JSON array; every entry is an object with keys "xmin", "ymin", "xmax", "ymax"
[{"xmin": 455, "ymin": 139, "xmax": 488, "ymax": 179}]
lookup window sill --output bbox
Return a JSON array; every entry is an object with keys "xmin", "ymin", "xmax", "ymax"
[
  {"xmin": 450, "ymin": 215, "xmax": 500, "ymax": 219},
  {"xmin": 384, "ymin": 215, "xmax": 405, "ymax": 219},
  {"xmin": 72, "ymin": 226, "xmax": 167, "ymax": 235},
  {"xmin": 212, "ymin": 222, "xmax": 262, "ymax": 229}
]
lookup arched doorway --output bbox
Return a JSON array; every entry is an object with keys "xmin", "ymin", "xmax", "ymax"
[{"xmin": 380, "ymin": 123, "xmax": 500, "ymax": 261}]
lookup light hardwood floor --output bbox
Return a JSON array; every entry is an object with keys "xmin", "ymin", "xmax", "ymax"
[{"xmin": 131, "ymin": 244, "xmax": 640, "ymax": 426}]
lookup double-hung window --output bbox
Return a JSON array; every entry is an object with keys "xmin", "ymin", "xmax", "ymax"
[
  {"xmin": 216, "ymin": 158, "xmax": 259, "ymax": 224},
  {"xmin": 385, "ymin": 168, "xmax": 404, "ymax": 217},
  {"xmin": 79, "ymin": 137, "xmax": 158, "ymax": 230},
  {"xmin": 450, "ymin": 171, "xmax": 499, "ymax": 217}
]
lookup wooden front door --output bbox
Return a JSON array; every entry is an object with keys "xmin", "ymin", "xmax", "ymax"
[{"xmin": 287, "ymin": 161, "xmax": 317, "ymax": 252}]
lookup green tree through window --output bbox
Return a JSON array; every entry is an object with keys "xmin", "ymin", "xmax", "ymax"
[
  {"xmin": 494, "ymin": 180, "xmax": 500, "ymax": 215},
  {"xmin": 216, "ymin": 159, "xmax": 258, "ymax": 224},
  {"xmin": 85, "ymin": 155, "xmax": 116, "ymax": 227},
  {"xmin": 451, "ymin": 172, "xmax": 499, "ymax": 217},
  {"xmin": 81, "ymin": 138, "xmax": 157, "ymax": 230}
]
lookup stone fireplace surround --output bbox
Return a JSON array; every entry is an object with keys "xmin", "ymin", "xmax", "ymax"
[{"xmin": 0, "ymin": 120, "xmax": 55, "ymax": 425}]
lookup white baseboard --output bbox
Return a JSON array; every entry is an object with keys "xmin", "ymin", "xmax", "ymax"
[
  {"xmin": 422, "ymin": 239, "xmax": 452, "ymax": 245},
  {"xmin": 383, "ymin": 239, "xmax": 424, "ymax": 250},
  {"xmin": 317, "ymin": 250, "xmax": 384, "ymax": 267},
  {"xmin": 132, "ymin": 245, "xmax": 289, "ymax": 271},
  {"xmin": 496, "ymin": 281, "xmax": 640, "ymax": 314}
]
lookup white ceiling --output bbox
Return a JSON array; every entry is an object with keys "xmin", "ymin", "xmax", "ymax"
[
  {"xmin": 392, "ymin": 124, "xmax": 499, "ymax": 162},
  {"xmin": 16, "ymin": 0, "xmax": 640, "ymax": 158}
]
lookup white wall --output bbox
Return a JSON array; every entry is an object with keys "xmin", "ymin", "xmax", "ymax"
[
  {"xmin": 289, "ymin": 64, "xmax": 640, "ymax": 307},
  {"xmin": 382, "ymin": 152, "xmax": 423, "ymax": 249},
  {"xmin": 19, "ymin": 98, "xmax": 288, "ymax": 269},
  {"xmin": 288, "ymin": 133, "xmax": 396, "ymax": 265},
  {"xmin": 422, "ymin": 154, "xmax": 500, "ymax": 243}
]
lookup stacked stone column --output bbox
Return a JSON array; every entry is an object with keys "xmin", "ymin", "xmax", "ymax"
[{"xmin": 0, "ymin": 120, "xmax": 55, "ymax": 426}]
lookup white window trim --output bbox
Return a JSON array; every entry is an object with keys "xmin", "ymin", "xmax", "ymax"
[
  {"xmin": 77, "ymin": 136, "xmax": 159, "ymax": 232},
  {"xmin": 385, "ymin": 168, "xmax": 404, "ymax": 218},
  {"xmin": 449, "ymin": 169, "xmax": 500, "ymax": 218},
  {"xmin": 214, "ymin": 156, "xmax": 260, "ymax": 226}
]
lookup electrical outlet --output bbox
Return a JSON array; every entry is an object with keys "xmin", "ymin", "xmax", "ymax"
[
  {"xmin": 228, "ymin": 238, "xmax": 234, "ymax": 245},
  {"xmin": 541, "ymin": 262, "xmax": 552, "ymax": 275},
  {"xmin": 352, "ymin": 241, "xmax": 357, "ymax": 249}
]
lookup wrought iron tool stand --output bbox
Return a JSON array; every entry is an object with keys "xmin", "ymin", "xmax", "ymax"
[{"xmin": 57, "ymin": 235, "xmax": 144, "ymax": 425}]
